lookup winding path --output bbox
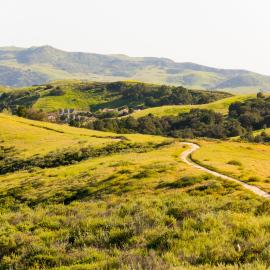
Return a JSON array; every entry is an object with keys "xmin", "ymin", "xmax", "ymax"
[{"xmin": 180, "ymin": 142, "xmax": 270, "ymax": 199}]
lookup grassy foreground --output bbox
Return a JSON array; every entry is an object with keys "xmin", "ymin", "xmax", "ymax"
[{"xmin": 1, "ymin": 115, "xmax": 270, "ymax": 269}]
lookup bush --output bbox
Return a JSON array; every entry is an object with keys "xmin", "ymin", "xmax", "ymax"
[
  {"xmin": 47, "ymin": 87, "xmax": 65, "ymax": 96},
  {"xmin": 158, "ymin": 175, "xmax": 209, "ymax": 189},
  {"xmin": 227, "ymin": 160, "xmax": 242, "ymax": 166}
]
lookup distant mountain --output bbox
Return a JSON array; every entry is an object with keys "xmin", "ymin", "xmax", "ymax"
[{"xmin": 0, "ymin": 45, "xmax": 269, "ymax": 93}]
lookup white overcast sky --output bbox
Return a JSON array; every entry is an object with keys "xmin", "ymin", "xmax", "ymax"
[{"xmin": 1, "ymin": 0, "xmax": 270, "ymax": 74}]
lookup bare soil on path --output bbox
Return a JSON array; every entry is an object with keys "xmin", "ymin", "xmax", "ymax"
[{"xmin": 181, "ymin": 142, "xmax": 270, "ymax": 199}]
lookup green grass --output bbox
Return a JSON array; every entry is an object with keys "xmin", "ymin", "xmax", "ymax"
[
  {"xmin": 0, "ymin": 113, "xmax": 119, "ymax": 158},
  {"xmin": 2, "ymin": 115, "xmax": 270, "ymax": 269},
  {"xmin": 192, "ymin": 139, "xmax": 270, "ymax": 192},
  {"xmin": 33, "ymin": 85, "xmax": 102, "ymax": 111},
  {"xmin": 131, "ymin": 94, "xmax": 254, "ymax": 118},
  {"xmin": 0, "ymin": 113, "xmax": 168, "ymax": 158}
]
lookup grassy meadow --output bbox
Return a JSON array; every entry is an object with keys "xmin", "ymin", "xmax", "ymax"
[
  {"xmin": 0, "ymin": 113, "xmax": 118, "ymax": 158},
  {"xmin": 32, "ymin": 81, "xmax": 108, "ymax": 112},
  {"xmin": 131, "ymin": 95, "xmax": 254, "ymax": 118},
  {"xmin": 2, "ymin": 115, "xmax": 270, "ymax": 269},
  {"xmin": 192, "ymin": 140, "xmax": 270, "ymax": 192}
]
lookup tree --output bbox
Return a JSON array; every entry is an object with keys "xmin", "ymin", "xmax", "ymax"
[
  {"xmin": 17, "ymin": 106, "xmax": 27, "ymax": 117},
  {"xmin": 257, "ymin": 92, "xmax": 265, "ymax": 99}
]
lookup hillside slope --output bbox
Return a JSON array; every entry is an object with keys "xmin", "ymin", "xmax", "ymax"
[
  {"xmin": 0, "ymin": 81, "xmax": 231, "ymax": 112},
  {"xmin": 0, "ymin": 45, "xmax": 270, "ymax": 93},
  {"xmin": 1, "ymin": 114, "xmax": 270, "ymax": 269},
  {"xmin": 131, "ymin": 94, "xmax": 254, "ymax": 118}
]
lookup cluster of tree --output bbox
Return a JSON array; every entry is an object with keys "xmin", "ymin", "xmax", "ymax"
[
  {"xmin": 228, "ymin": 93, "xmax": 270, "ymax": 130},
  {"xmin": 0, "ymin": 81, "xmax": 231, "ymax": 114},
  {"xmin": 241, "ymin": 131, "xmax": 270, "ymax": 143},
  {"xmin": 16, "ymin": 106, "xmax": 47, "ymax": 121},
  {"xmin": 82, "ymin": 109, "xmax": 245, "ymax": 139},
  {"xmin": 92, "ymin": 81, "xmax": 231, "ymax": 110},
  {"xmin": 46, "ymin": 86, "xmax": 65, "ymax": 96},
  {"xmin": 82, "ymin": 93, "xmax": 270, "ymax": 140},
  {"xmin": 0, "ymin": 89, "xmax": 40, "ymax": 112}
]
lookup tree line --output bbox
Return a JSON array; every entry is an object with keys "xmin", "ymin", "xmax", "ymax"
[{"xmin": 81, "ymin": 93, "xmax": 270, "ymax": 140}]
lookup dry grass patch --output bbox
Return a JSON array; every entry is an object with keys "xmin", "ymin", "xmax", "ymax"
[{"xmin": 192, "ymin": 140, "xmax": 270, "ymax": 191}]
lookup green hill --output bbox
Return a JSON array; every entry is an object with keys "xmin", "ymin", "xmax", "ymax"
[
  {"xmin": 0, "ymin": 80, "xmax": 231, "ymax": 112},
  {"xmin": 131, "ymin": 94, "xmax": 254, "ymax": 118},
  {"xmin": 0, "ymin": 45, "xmax": 270, "ymax": 93},
  {"xmin": 1, "ymin": 114, "xmax": 270, "ymax": 269}
]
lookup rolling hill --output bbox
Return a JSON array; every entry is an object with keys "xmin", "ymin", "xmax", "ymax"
[
  {"xmin": 0, "ymin": 81, "xmax": 231, "ymax": 112},
  {"xmin": 131, "ymin": 94, "xmax": 254, "ymax": 118},
  {"xmin": 1, "ymin": 45, "xmax": 270, "ymax": 93},
  {"xmin": 1, "ymin": 113, "xmax": 270, "ymax": 269}
]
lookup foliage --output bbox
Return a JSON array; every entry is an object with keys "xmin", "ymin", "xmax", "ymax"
[
  {"xmin": 89, "ymin": 95, "xmax": 270, "ymax": 140},
  {"xmin": 16, "ymin": 106, "xmax": 47, "ymax": 121},
  {"xmin": 229, "ymin": 96, "xmax": 270, "ymax": 130},
  {"xmin": 0, "ymin": 140, "xmax": 171, "ymax": 175},
  {"xmin": 1, "ymin": 107, "xmax": 270, "ymax": 269},
  {"xmin": 0, "ymin": 81, "xmax": 231, "ymax": 112},
  {"xmin": 241, "ymin": 131, "xmax": 270, "ymax": 143},
  {"xmin": 131, "ymin": 95, "xmax": 254, "ymax": 118},
  {"xmin": 90, "ymin": 109, "xmax": 245, "ymax": 139}
]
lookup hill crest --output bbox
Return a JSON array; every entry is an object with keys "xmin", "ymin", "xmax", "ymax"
[{"xmin": 0, "ymin": 45, "xmax": 269, "ymax": 93}]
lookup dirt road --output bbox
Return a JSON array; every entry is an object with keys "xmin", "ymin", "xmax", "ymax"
[{"xmin": 181, "ymin": 142, "xmax": 270, "ymax": 199}]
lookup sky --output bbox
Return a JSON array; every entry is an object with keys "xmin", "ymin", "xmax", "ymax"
[{"xmin": 1, "ymin": 0, "xmax": 270, "ymax": 74}]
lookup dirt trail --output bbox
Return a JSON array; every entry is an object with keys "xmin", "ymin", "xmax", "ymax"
[{"xmin": 181, "ymin": 142, "xmax": 270, "ymax": 199}]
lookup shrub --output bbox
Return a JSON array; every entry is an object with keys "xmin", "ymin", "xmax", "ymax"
[
  {"xmin": 47, "ymin": 87, "xmax": 65, "ymax": 96},
  {"xmin": 158, "ymin": 175, "xmax": 208, "ymax": 189},
  {"xmin": 227, "ymin": 160, "xmax": 242, "ymax": 166}
]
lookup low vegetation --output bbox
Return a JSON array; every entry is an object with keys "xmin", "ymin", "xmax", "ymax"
[
  {"xmin": 192, "ymin": 139, "xmax": 270, "ymax": 192},
  {"xmin": 0, "ymin": 140, "xmax": 172, "ymax": 175},
  {"xmin": 2, "ymin": 81, "xmax": 270, "ymax": 270},
  {"xmin": 1, "ymin": 114, "xmax": 270, "ymax": 269}
]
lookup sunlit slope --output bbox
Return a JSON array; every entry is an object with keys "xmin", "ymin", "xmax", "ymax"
[
  {"xmin": 192, "ymin": 140, "xmax": 270, "ymax": 192},
  {"xmin": 0, "ymin": 114, "xmax": 166, "ymax": 160},
  {"xmin": 32, "ymin": 81, "xmax": 107, "ymax": 111},
  {"xmin": 131, "ymin": 94, "xmax": 254, "ymax": 118},
  {"xmin": 0, "ymin": 142, "xmax": 205, "ymax": 204},
  {"xmin": 0, "ymin": 113, "xmax": 116, "ymax": 158},
  {"xmin": 1, "ymin": 80, "xmax": 231, "ymax": 113},
  {"xmin": 0, "ymin": 113, "xmax": 167, "ymax": 158},
  {"xmin": 2, "ymin": 114, "xmax": 270, "ymax": 269}
]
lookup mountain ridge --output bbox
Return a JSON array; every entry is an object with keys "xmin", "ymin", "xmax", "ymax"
[{"xmin": 0, "ymin": 45, "xmax": 269, "ymax": 93}]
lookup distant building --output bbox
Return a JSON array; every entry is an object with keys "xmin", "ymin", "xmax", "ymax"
[
  {"xmin": 57, "ymin": 108, "xmax": 94, "ymax": 122},
  {"xmin": 47, "ymin": 113, "xmax": 57, "ymax": 122}
]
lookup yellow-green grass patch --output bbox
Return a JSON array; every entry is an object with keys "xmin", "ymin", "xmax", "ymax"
[
  {"xmin": 192, "ymin": 139, "xmax": 270, "ymax": 192},
  {"xmin": 0, "ymin": 142, "xmax": 213, "ymax": 204},
  {"xmin": 0, "ymin": 114, "xmax": 169, "ymax": 158},
  {"xmin": 131, "ymin": 95, "xmax": 254, "ymax": 118}
]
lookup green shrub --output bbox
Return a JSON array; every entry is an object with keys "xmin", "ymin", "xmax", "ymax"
[
  {"xmin": 227, "ymin": 160, "xmax": 242, "ymax": 166},
  {"xmin": 158, "ymin": 175, "xmax": 210, "ymax": 189}
]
